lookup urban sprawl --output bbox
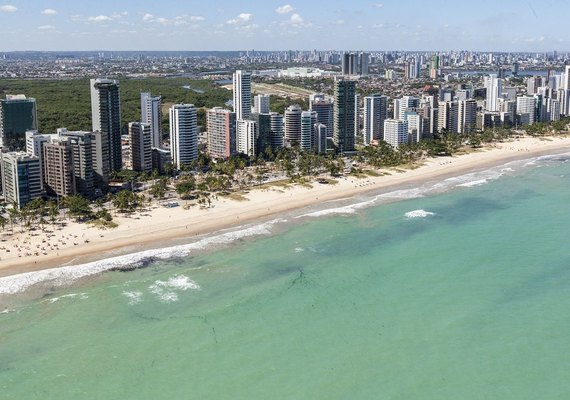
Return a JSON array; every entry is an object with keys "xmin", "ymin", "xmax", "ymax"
[{"xmin": 0, "ymin": 49, "xmax": 567, "ymax": 217}]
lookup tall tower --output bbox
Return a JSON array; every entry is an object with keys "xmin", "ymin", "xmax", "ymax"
[
  {"xmin": 333, "ymin": 77, "xmax": 356, "ymax": 152},
  {"xmin": 300, "ymin": 111, "xmax": 317, "ymax": 151},
  {"xmin": 484, "ymin": 74, "xmax": 502, "ymax": 112},
  {"xmin": 90, "ymin": 78, "xmax": 122, "ymax": 172},
  {"xmin": 129, "ymin": 122, "xmax": 152, "ymax": 173},
  {"xmin": 269, "ymin": 112, "xmax": 284, "ymax": 150},
  {"xmin": 169, "ymin": 104, "xmax": 198, "ymax": 168},
  {"xmin": 0, "ymin": 95, "xmax": 37, "ymax": 151},
  {"xmin": 207, "ymin": 107, "xmax": 236, "ymax": 159},
  {"xmin": 1, "ymin": 152, "xmax": 42, "ymax": 209},
  {"xmin": 140, "ymin": 92, "xmax": 162, "ymax": 148},
  {"xmin": 253, "ymin": 94, "xmax": 270, "ymax": 114},
  {"xmin": 236, "ymin": 119, "xmax": 256, "ymax": 156},
  {"xmin": 42, "ymin": 139, "xmax": 75, "ymax": 197},
  {"xmin": 284, "ymin": 105, "xmax": 302, "ymax": 146},
  {"xmin": 233, "ymin": 70, "xmax": 252, "ymax": 121},
  {"xmin": 310, "ymin": 95, "xmax": 334, "ymax": 139},
  {"xmin": 383, "ymin": 119, "xmax": 408, "ymax": 148},
  {"xmin": 458, "ymin": 99, "xmax": 477, "ymax": 134},
  {"xmin": 363, "ymin": 94, "xmax": 388, "ymax": 145}
]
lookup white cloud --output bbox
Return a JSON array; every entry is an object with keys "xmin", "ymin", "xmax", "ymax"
[
  {"xmin": 226, "ymin": 13, "xmax": 252, "ymax": 25},
  {"xmin": 335, "ymin": 19, "xmax": 345, "ymax": 25},
  {"xmin": 190, "ymin": 16, "xmax": 205, "ymax": 22},
  {"xmin": 38, "ymin": 25, "xmax": 56, "ymax": 30},
  {"xmin": 42, "ymin": 8, "xmax": 57, "ymax": 16},
  {"xmin": 142, "ymin": 13, "xmax": 154, "ymax": 21},
  {"xmin": 375, "ymin": 3, "xmax": 384, "ymax": 8},
  {"xmin": 290, "ymin": 13, "xmax": 303, "ymax": 24},
  {"xmin": 88, "ymin": 15, "xmax": 113, "ymax": 23},
  {"xmin": 372, "ymin": 23, "xmax": 384, "ymax": 28},
  {"xmin": 0, "ymin": 5, "xmax": 17, "ymax": 13},
  {"xmin": 276, "ymin": 4, "xmax": 294, "ymax": 14}
]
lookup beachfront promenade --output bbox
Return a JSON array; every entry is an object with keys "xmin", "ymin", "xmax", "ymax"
[{"xmin": 1, "ymin": 135, "xmax": 570, "ymax": 278}]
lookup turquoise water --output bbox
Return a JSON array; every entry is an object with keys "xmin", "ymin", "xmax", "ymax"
[{"xmin": 2, "ymin": 154, "xmax": 570, "ymax": 399}]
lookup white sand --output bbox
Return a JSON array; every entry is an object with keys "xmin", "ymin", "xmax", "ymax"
[{"xmin": 1, "ymin": 135, "xmax": 569, "ymax": 277}]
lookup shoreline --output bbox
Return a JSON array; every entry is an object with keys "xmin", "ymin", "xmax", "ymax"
[{"xmin": 2, "ymin": 135, "xmax": 570, "ymax": 281}]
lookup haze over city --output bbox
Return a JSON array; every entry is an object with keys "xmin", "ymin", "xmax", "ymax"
[{"xmin": 0, "ymin": 0, "xmax": 567, "ymax": 52}]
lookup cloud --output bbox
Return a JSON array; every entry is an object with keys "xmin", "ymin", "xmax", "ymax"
[
  {"xmin": 38, "ymin": 25, "xmax": 56, "ymax": 30},
  {"xmin": 226, "ymin": 13, "xmax": 252, "ymax": 25},
  {"xmin": 290, "ymin": 13, "xmax": 303, "ymax": 24},
  {"xmin": 88, "ymin": 15, "xmax": 113, "ymax": 23},
  {"xmin": 190, "ymin": 16, "xmax": 205, "ymax": 21},
  {"xmin": 335, "ymin": 19, "xmax": 345, "ymax": 25},
  {"xmin": 276, "ymin": 4, "xmax": 294, "ymax": 14},
  {"xmin": 375, "ymin": 3, "xmax": 384, "ymax": 7},
  {"xmin": 142, "ymin": 13, "xmax": 154, "ymax": 21},
  {"xmin": 0, "ymin": 5, "xmax": 17, "ymax": 13},
  {"xmin": 42, "ymin": 8, "xmax": 57, "ymax": 16}
]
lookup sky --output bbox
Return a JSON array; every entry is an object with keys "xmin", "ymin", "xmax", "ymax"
[{"xmin": 0, "ymin": 0, "xmax": 568, "ymax": 52}]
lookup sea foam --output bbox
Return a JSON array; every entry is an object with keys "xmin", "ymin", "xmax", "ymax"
[
  {"xmin": 149, "ymin": 275, "xmax": 199, "ymax": 303},
  {"xmin": 405, "ymin": 210, "xmax": 435, "ymax": 219},
  {"xmin": 0, "ymin": 219, "xmax": 283, "ymax": 295}
]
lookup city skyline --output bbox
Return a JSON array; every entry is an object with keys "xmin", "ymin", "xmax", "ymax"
[{"xmin": 0, "ymin": 0, "xmax": 567, "ymax": 52}]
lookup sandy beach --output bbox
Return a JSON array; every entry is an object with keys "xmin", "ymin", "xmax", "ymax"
[{"xmin": 1, "ymin": 135, "xmax": 570, "ymax": 278}]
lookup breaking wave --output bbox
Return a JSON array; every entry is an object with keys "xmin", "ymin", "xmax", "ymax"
[{"xmin": 0, "ymin": 219, "xmax": 283, "ymax": 295}]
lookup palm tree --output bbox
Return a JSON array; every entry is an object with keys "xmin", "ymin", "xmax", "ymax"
[
  {"xmin": 0, "ymin": 214, "xmax": 7, "ymax": 231},
  {"xmin": 7, "ymin": 203, "xmax": 20, "ymax": 234}
]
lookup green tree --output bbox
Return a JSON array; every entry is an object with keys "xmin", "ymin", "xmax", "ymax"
[
  {"xmin": 175, "ymin": 177, "xmax": 196, "ymax": 199},
  {"xmin": 112, "ymin": 190, "xmax": 140, "ymax": 214},
  {"xmin": 63, "ymin": 195, "xmax": 92, "ymax": 221}
]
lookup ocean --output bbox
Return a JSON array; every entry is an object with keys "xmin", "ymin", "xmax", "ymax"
[{"xmin": 1, "ymin": 152, "xmax": 570, "ymax": 399}]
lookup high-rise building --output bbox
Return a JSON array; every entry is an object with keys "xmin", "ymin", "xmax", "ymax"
[
  {"xmin": 233, "ymin": 70, "xmax": 252, "ymax": 121},
  {"xmin": 404, "ymin": 112, "xmax": 423, "ymax": 144},
  {"xmin": 315, "ymin": 123, "xmax": 327, "ymax": 154},
  {"xmin": 438, "ymin": 101, "xmax": 459, "ymax": 134},
  {"xmin": 547, "ymin": 98, "xmax": 561, "ymax": 122},
  {"xmin": 430, "ymin": 53, "xmax": 440, "ymax": 79},
  {"xmin": 90, "ymin": 78, "xmax": 122, "ymax": 172},
  {"xmin": 42, "ymin": 139, "xmax": 75, "ymax": 197},
  {"xmin": 342, "ymin": 52, "xmax": 368, "ymax": 76},
  {"xmin": 457, "ymin": 99, "xmax": 477, "ymax": 134},
  {"xmin": 0, "ymin": 95, "xmax": 37, "ymax": 151},
  {"xmin": 484, "ymin": 74, "xmax": 502, "ymax": 112},
  {"xmin": 25, "ymin": 130, "xmax": 53, "ymax": 190},
  {"xmin": 363, "ymin": 94, "xmax": 388, "ymax": 145},
  {"xmin": 516, "ymin": 96, "xmax": 537, "ymax": 125},
  {"xmin": 251, "ymin": 113, "xmax": 272, "ymax": 155},
  {"xmin": 25, "ymin": 130, "xmax": 52, "ymax": 158},
  {"xmin": 253, "ymin": 94, "xmax": 270, "ymax": 114},
  {"xmin": 151, "ymin": 148, "xmax": 172, "ymax": 175},
  {"xmin": 58, "ymin": 129, "xmax": 95, "ymax": 197},
  {"xmin": 269, "ymin": 112, "xmax": 284, "ymax": 150},
  {"xmin": 91, "ymin": 131, "xmax": 110, "ymax": 187},
  {"xmin": 333, "ymin": 78, "xmax": 356, "ymax": 152},
  {"xmin": 383, "ymin": 119, "xmax": 408, "ymax": 148},
  {"xmin": 169, "ymin": 104, "xmax": 198, "ymax": 168},
  {"xmin": 129, "ymin": 122, "xmax": 152, "ymax": 173},
  {"xmin": 207, "ymin": 107, "xmax": 236, "ymax": 159},
  {"xmin": 300, "ymin": 111, "xmax": 317, "ymax": 151},
  {"xmin": 310, "ymin": 95, "xmax": 334, "ymax": 139},
  {"xmin": 1, "ymin": 152, "xmax": 42, "ymax": 209},
  {"xmin": 285, "ymin": 105, "xmax": 302, "ymax": 146},
  {"xmin": 397, "ymin": 96, "xmax": 420, "ymax": 121},
  {"xmin": 140, "ymin": 92, "xmax": 162, "ymax": 148},
  {"xmin": 236, "ymin": 119, "xmax": 256, "ymax": 156}
]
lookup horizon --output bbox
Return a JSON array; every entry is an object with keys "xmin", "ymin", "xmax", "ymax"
[{"xmin": 0, "ymin": 0, "xmax": 566, "ymax": 53}]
